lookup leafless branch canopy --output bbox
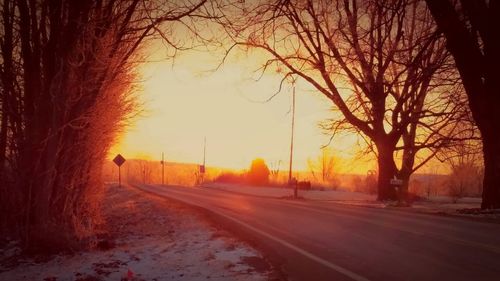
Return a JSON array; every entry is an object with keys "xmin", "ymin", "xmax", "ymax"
[
  {"xmin": 0, "ymin": 0, "xmax": 209, "ymax": 250},
  {"xmin": 214, "ymin": 0, "xmax": 476, "ymax": 198}
]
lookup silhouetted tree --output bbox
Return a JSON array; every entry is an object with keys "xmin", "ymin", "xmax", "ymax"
[
  {"xmin": 0, "ymin": 0, "xmax": 208, "ymax": 251},
  {"xmin": 248, "ymin": 158, "xmax": 271, "ymax": 185},
  {"xmin": 216, "ymin": 0, "xmax": 468, "ymax": 201},
  {"xmin": 424, "ymin": 0, "xmax": 500, "ymax": 209},
  {"xmin": 447, "ymin": 160, "xmax": 482, "ymax": 202},
  {"xmin": 307, "ymin": 147, "xmax": 340, "ymax": 189},
  {"xmin": 438, "ymin": 122, "xmax": 483, "ymax": 200},
  {"xmin": 269, "ymin": 160, "xmax": 281, "ymax": 178}
]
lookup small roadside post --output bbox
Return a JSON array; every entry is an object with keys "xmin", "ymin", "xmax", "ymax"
[
  {"xmin": 199, "ymin": 164, "xmax": 205, "ymax": 185},
  {"xmin": 113, "ymin": 154, "xmax": 126, "ymax": 187},
  {"xmin": 390, "ymin": 176, "xmax": 404, "ymax": 204},
  {"xmin": 198, "ymin": 137, "xmax": 206, "ymax": 185}
]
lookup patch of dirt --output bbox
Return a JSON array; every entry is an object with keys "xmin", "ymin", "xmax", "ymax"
[
  {"xmin": 92, "ymin": 260, "xmax": 126, "ymax": 276},
  {"xmin": 240, "ymin": 256, "xmax": 272, "ymax": 273}
]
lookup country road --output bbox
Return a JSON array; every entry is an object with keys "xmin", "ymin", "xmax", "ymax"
[{"xmin": 135, "ymin": 184, "xmax": 500, "ymax": 281}]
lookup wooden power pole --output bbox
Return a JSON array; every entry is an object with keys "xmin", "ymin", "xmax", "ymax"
[{"xmin": 288, "ymin": 83, "xmax": 297, "ymax": 198}]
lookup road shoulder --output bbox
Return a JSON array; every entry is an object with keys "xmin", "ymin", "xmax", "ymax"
[{"xmin": 0, "ymin": 184, "xmax": 282, "ymax": 281}]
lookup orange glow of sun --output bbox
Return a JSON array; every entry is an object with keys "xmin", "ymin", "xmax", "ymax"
[{"xmin": 109, "ymin": 42, "xmax": 381, "ymax": 174}]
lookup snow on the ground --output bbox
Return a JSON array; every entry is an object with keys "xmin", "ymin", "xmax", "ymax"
[
  {"xmin": 0, "ymin": 185, "xmax": 278, "ymax": 281},
  {"xmin": 202, "ymin": 183, "xmax": 375, "ymax": 201},
  {"xmin": 203, "ymin": 183, "xmax": 500, "ymax": 221}
]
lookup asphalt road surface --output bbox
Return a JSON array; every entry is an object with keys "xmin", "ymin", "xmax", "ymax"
[{"xmin": 135, "ymin": 184, "xmax": 500, "ymax": 281}]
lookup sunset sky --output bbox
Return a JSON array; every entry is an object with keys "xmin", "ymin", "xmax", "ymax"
[{"xmin": 110, "ymin": 41, "xmax": 376, "ymax": 173}]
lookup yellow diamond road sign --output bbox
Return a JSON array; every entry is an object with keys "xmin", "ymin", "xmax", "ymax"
[{"xmin": 113, "ymin": 154, "xmax": 126, "ymax": 167}]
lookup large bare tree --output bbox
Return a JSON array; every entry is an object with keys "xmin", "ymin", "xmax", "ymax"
[
  {"xmin": 424, "ymin": 0, "xmax": 500, "ymax": 209},
  {"xmin": 216, "ymin": 0, "xmax": 467, "ymax": 200},
  {"xmin": 0, "ymin": 0, "xmax": 207, "ymax": 251}
]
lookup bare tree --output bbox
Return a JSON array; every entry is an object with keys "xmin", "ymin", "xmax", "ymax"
[
  {"xmin": 307, "ymin": 147, "xmax": 339, "ymax": 189},
  {"xmin": 438, "ymin": 121, "xmax": 483, "ymax": 201},
  {"xmin": 215, "ymin": 0, "xmax": 467, "ymax": 200},
  {"xmin": 269, "ymin": 160, "xmax": 281, "ymax": 181},
  {"xmin": 424, "ymin": 0, "xmax": 500, "ymax": 209},
  {"xmin": 0, "ymin": 0, "xmax": 208, "ymax": 251}
]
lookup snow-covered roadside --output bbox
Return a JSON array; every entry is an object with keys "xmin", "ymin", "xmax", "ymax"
[
  {"xmin": 0, "ymin": 185, "xmax": 280, "ymax": 281},
  {"xmin": 203, "ymin": 183, "xmax": 499, "ymax": 221},
  {"xmin": 202, "ymin": 183, "xmax": 375, "ymax": 201}
]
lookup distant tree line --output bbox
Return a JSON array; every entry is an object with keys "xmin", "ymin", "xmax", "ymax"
[{"xmin": 213, "ymin": 158, "xmax": 271, "ymax": 186}]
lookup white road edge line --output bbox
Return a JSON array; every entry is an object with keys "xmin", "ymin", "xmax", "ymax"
[
  {"xmin": 213, "ymin": 209, "xmax": 371, "ymax": 281},
  {"xmin": 150, "ymin": 186, "xmax": 371, "ymax": 281}
]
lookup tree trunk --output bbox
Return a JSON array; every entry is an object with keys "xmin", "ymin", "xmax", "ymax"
[
  {"xmin": 0, "ymin": 112, "xmax": 7, "ymax": 177},
  {"xmin": 1, "ymin": 0, "xmax": 14, "ymax": 182},
  {"xmin": 480, "ymin": 126, "xmax": 500, "ymax": 209},
  {"xmin": 475, "ymin": 77, "xmax": 500, "ymax": 209},
  {"xmin": 376, "ymin": 142, "xmax": 398, "ymax": 201},
  {"xmin": 424, "ymin": 0, "xmax": 500, "ymax": 209},
  {"xmin": 399, "ymin": 173, "xmax": 411, "ymax": 204}
]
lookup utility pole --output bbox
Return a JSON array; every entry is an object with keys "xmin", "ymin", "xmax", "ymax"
[
  {"xmin": 198, "ymin": 137, "xmax": 206, "ymax": 185},
  {"xmin": 288, "ymin": 82, "xmax": 297, "ymax": 198},
  {"xmin": 161, "ymin": 152, "xmax": 165, "ymax": 185},
  {"xmin": 203, "ymin": 136, "xmax": 206, "ymax": 168}
]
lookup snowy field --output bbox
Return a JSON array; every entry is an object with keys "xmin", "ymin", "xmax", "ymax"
[
  {"xmin": 202, "ymin": 183, "xmax": 376, "ymax": 201},
  {"xmin": 202, "ymin": 183, "xmax": 499, "ymax": 220},
  {"xmin": 0, "ymin": 185, "xmax": 279, "ymax": 281}
]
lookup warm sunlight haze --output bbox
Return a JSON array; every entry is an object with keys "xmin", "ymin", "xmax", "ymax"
[
  {"xmin": 3, "ymin": 1, "xmax": 499, "ymax": 281},
  {"xmin": 110, "ymin": 42, "xmax": 372, "ymax": 173}
]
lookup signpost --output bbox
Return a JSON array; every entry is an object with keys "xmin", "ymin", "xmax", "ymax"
[
  {"xmin": 161, "ymin": 152, "xmax": 165, "ymax": 185},
  {"xmin": 390, "ymin": 177, "xmax": 403, "ymax": 186},
  {"xmin": 198, "ymin": 137, "xmax": 206, "ymax": 185},
  {"xmin": 390, "ymin": 176, "xmax": 404, "ymax": 204},
  {"xmin": 113, "ymin": 154, "xmax": 126, "ymax": 187}
]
